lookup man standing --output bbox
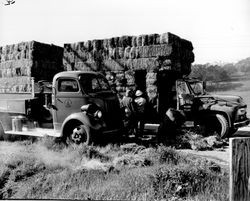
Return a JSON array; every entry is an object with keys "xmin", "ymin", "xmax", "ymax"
[
  {"xmin": 120, "ymin": 89, "xmax": 137, "ymax": 136},
  {"xmin": 134, "ymin": 90, "xmax": 147, "ymax": 137}
]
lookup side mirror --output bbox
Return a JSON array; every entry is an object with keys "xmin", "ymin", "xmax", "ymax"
[{"xmin": 52, "ymin": 86, "xmax": 56, "ymax": 96}]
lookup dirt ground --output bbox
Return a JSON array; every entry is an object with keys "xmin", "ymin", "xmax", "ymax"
[{"xmin": 178, "ymin": 126, "xmax": 250, "ymax": 169}]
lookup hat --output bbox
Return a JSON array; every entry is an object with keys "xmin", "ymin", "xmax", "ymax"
[{"xmin": 135, "ymin": 90, "xmax": 143, "ymax": 97}]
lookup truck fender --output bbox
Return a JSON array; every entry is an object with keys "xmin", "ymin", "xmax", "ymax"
[
  {"xmin": 211, "ymin": 111, "xmax": 232, "ymax": 128},
  {"xmin": 60, "ymin": 112, "xmax": 102, "ymax": 138},
  {"xmin": 200, "ymin": 111, "xmax": 231, "ymax": 127}
]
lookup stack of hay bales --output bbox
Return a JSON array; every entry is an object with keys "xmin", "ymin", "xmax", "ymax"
[
  {"xmin": 63, "ymin": 32, "xmax": 194, "ymax": 100},
  {"xmin": 0, "ymin": 41, "xmax": 63, "ymax": 93}
]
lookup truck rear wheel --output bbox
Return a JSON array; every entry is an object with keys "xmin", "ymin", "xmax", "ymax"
[{"xmin": 67, "ymin": 122, "xmax": 92, "ymax": 145}]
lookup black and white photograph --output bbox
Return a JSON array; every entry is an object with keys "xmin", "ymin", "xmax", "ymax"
[{"xmin": 0, "ymin": 0, "xmax": 250, "ymax": 200}]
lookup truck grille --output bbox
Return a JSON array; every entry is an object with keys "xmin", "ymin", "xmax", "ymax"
[{"xmin": 103, "ymin": 100, "xmax": 122, "ymax": 131}]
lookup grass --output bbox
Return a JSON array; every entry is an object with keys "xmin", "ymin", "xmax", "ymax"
[{"xmin": 0, "ymin": 137, "xmax": 229, "ymax": 200}]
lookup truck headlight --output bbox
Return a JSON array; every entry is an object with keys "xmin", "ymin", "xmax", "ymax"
[
  {"xmin": 81, "ymin": 104, "xmax": 102, "ymax": 118},
  {"xmin": 94, "ymin": 110, "xmax": 102, "ymax": 118},
  {"xmin": 237, "ymin": 108, "xmax": 247, "ymax": 116}
]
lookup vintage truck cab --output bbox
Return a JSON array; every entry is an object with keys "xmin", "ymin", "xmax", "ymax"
[
  {"xmin": 0, "ymin": 71, "xmax": 123, "ymax": 144},
  {"xmin": 176, "ymin": 78, "xmax": 250, "ymax": 138}
]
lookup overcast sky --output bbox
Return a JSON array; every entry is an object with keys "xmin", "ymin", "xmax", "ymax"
[{"xmin": 0, "ymin": 0, "xmax": 249, "ymax": 64}]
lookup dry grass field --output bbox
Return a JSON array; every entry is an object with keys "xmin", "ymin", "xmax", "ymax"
[{"xmin": 0, "ymin": 136, "xmax": 229, "ymax": 201}]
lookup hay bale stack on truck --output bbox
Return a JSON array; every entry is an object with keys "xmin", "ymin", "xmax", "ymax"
[
  {"xmin": 0, "ymin": 41, "xmax": 123, "ymax": 144},
  {"xmin": 0, "ymin": 33, "xmax": 249, "ymax": 145},
  {"xmin": 64, "ymin": 32, "xmax": 249, "ymax": 138}
]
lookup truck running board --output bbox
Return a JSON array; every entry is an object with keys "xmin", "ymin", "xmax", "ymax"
[{"xmin": 5, "ymin": 128, "xmax": 60, "ymax": 137}]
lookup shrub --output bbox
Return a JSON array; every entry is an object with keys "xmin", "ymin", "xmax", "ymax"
[{"xmin": 151, "ymin": 163, "xmax": 226, "ymax": 199}]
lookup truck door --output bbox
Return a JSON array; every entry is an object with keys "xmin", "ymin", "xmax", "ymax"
[
  {"xmin": 176, "ymin": 80, "xmax": 194, "ymax": 116},
  {"xmin": 53, "ymin": 78, "xmax": 87, "ymax": 129}
]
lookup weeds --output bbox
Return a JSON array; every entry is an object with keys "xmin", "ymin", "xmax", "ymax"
[{"xmin": 0, "ymin": 139, "xmax": 229, "ymax": 200}]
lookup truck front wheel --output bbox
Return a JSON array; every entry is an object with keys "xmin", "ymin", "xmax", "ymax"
[
  {"xmin": 199, "ymin": 114, "xmax": 229, "ymax": 138},
  {"xmin": 66, "ymin": 122, "xmax": 92, "ymax": 145},
  {"xmin": 214, "ymin": 114, "xmax": 229, "ymax": 138}
]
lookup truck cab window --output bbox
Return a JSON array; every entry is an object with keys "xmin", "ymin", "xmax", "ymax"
[
  {"xmin": 58, "ymin": 79, "xmax": 79, "ymax": 92},
  {"xmin": 190, "ymin": 82, "xmax": 204, "ymax": 95},
  {"xmin": 79, "ymin": 74, "xmax": 111, "ymax": 93}
]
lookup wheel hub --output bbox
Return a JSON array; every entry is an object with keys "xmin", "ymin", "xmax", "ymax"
[{"xmin": 71, "ymin": 126, "xmax": 86, "ymax": 144}]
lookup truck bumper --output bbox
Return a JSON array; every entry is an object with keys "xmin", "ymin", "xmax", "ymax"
[{"xmin": 234, "ymin": 118, "xmax": 250, "ymax": 128}]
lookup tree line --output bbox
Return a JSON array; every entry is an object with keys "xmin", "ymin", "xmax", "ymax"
[{"xmin": 190, "ymin": 57, "xmax": 250, "ymax": 82}]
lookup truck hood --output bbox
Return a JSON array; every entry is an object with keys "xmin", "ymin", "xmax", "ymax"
[{"xmin": 200, "ymin": 94, "xmax": 245, "ymax": 106}]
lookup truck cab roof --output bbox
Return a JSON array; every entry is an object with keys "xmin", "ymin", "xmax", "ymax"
[
  {"xmin": 53, "ymin": 71, "xmax": 102, "ymax": 80},
  {"xmin": 178, "ymin": 77, "xmax": 202, "ymax": 83}
]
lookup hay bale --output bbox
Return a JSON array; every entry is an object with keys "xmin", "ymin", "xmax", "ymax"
[
  {"xmin": 108, "ymin": 38, "xmax": 115, "ymax": 48},
  {"xmin": 148, "ymin": 34, "xmax": 156, "ymax": 45},
  {"xmin": 118, "ymin": 47, "xmax": 124, "ymax": 58},
  {"xmin": 84, "ymin": 40, "xmax": 93, "ymax": 51},
  {"xmin": 151, "ymin": 45, "xmax": 173, "ymax": 57},
  {"xmin": 136, "ymin": 35, "xmax": 143, "ymax": 46},
  {"xmin": 102, "ymin": 48, "xmax": 109, "ymax": 60},
  {"xmin": 92, "ymin": 39, "xmax": 103, "ymax": 50},
  {"xmin": 136, "ymin": 44, "xmax": 173, "ymax": 58},
  {"xmin": 20, "ymin": 50, "xmax": 26, "ymax": 59},
  {"xmin": 141, "ymin": 34, "xmax": 148, "ymax": 46},
  {"xmin": 113, "ymin": 48, "xmax": 120, "ymax": 59},
  {"xmin": 64, "ymin": 43, "xmax": 71, "ymax": 52},
  {"xmin": 119, "ymin": 36, "xmax": 132, "ymax": 47},
  {"xmin": 108, "ymin": 48, "xmax": 115, "ymax": 59},
  {"xmin": 103, "ymin": 39, "xmax": 109, "ymax": 49},
  {"xmin": 113, "ymin": 37, "xmax": 120, "ymax": 47},
  {"xmin": 93, "ymin": 49, "xmax": 103, "ymax": 61},
  {"xmin": 103, "ymin": 59, "xmax": 124, "ymax": 71},
  {"xmin": 137, "ymin": 46, "xmax": 146, "ymax": 58},
  {"xmin": 1, "ymin": 54, "xmax": 7, "ymax": 62},
  {"xmin": 160, "ymin": 32, "xmax": 179, "ymax": 44},
  {"xmin": 131, "ymin": 36, "xmax": 137, "ymax": 47},
  {"xmin": 126, "ymin": 58, "xmax": 159, "ymax": 70},
  {"xmin": 74, "ymin": 61, "xmax": 95, "ymax": 71},
  {"xmin": 129, "ymin": 47, "xmax": 137, "ymax": 59},
  {"xmin": 124, "ymin": 47, "xmax": 131, "ymax": 59}
]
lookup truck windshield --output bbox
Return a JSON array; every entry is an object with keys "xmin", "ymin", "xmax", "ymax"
[
  {"xmin": 189, "ymin": 82, "xmax": 204, "ymax": 95},
  {"xmin": 79, "ymin": 74, "xmax": 111, "ymax": 93}
]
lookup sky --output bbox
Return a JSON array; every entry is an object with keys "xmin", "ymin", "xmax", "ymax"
[{"xmin": 0, "ymin": 0, "xmax": 249, "ymax": 64}]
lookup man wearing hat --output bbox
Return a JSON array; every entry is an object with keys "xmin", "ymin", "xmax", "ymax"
[
  {"xmin": 120, "ymin": 88, "xmax": 137, "ymax": 135},
  {"xmin": 134, "ymin": 90, "xmax": 147, "ymax": 137}
]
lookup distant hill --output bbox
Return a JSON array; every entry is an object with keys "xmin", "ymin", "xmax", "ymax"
[{"xmin": 234, "ymin": 57, "xmax": 250, "ymax": 73}]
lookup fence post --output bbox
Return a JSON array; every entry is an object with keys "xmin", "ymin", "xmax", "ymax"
[{"xmin": 230, "ymin": 137, "xmax": 250, "ymax": 201}]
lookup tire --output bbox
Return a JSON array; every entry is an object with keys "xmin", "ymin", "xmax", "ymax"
[
  {"xmin": 214, "ymin": 114, "xmax": 230, "ymax": 138},
  {"xmin": 66, "ymin": 122, "xmax": 92, "ymax": 145},
  {"xmin": 198, "ymin": 114, "xmax": 229, "ymax": 138}
]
